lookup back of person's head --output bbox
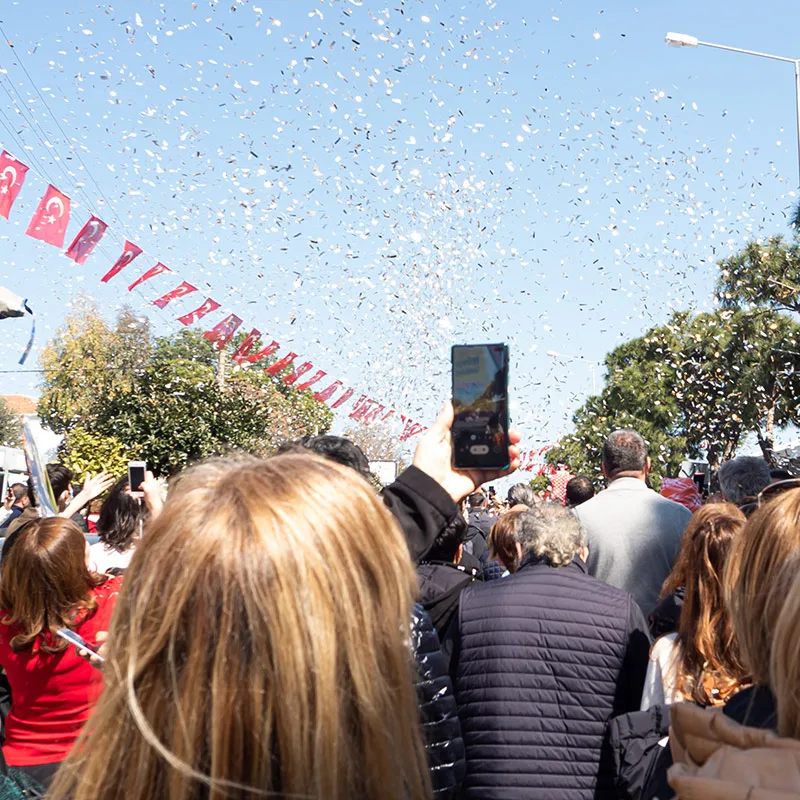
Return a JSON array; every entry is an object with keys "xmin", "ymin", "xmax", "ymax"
[
  {"xmin": 297, "ymin": 435, "xmax": 371, "ymax": 479},
  {"xmin": 468, "ymin": 491, "xmax": 486, "ymax": 509},
  {"xmin": 424, "ymin": 513, "xmax": 467, "ymax": 563},
  {"xmin": 516, "ymin": 506, "xmax": 585, "ymax": 568},
  {"xmin": 565, "ymin": 476, "xmax": 595, "ymax": 507},
  {"xmin": 49, "ymin": 452, "xmax": 430, "ymax": 800},
  {"xmin": 660, "ymin": 503, "xmax": 747, "ymax": 706},
  {"xmin": 10, "ymin": 483, "xmax": 27, "ymax": 504},
  {"xmin": 717, "ymin": 456, "xmax": 771, "ymax": 507},
  {"xmin": 0, "ymin": 517, "xmax": 104, "ymax": 654},
  {"xmin": 488, "ymin": 507, "xmax": 528, "ymax": 572},
  {"xmin": 96, "ymin": 475, "xmax": 149, "ymax": 554},
  {"xmin": 602, "ymin": 429, "xmax": 648, "ymax": 479},
  {"xmin": 506, "ymin": 483, "xmax": 536, "ymax": 508},
  {"xmin": 771, "ymin": 566, "xmax": 800, "ymax": 738},
  {"xmin": 46, "ymin": 463, "xmax": 74, "ymax": 501},
  {"xmin": 725, "ymin": 488, "xmax": 800, "ymax": 685}
]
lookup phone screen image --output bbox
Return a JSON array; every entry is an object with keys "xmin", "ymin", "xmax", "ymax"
[
  {"xmin": 128, "ymin": 464, "xmax": 146, "ymax": 494},
  {"xmin": 452, "ymin": 344, "xmax": 509, "ymax": 470}
]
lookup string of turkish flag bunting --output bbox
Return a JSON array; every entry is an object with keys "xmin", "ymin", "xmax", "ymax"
[{"xmin": 0, "ymin": 149, "xmax": 428, "ymax": 441}]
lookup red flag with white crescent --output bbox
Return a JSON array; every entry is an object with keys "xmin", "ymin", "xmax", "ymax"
[
  {"xmin": 128, "ymin": 263, "xmax": 171, "ymax": 292},
  {"xmin": 177, "ymin": 298, "xmax": 221, "ymax": 326},
  {"xmin": 203, "ymin": 314, "xmax": 243, "ymax": 350},
  {"xmin": 0, "ymin": 151, "xmax": 29, "ymax": 220},
  {"xmin": 25, "ymin": 185, "xmax": 71, "ymax": 246},
  {"xmin": 65, "ymin": 215, "xmax": 108, "ymax": 265},
  {"xmin": 101, "ymin": 241, "xmax": 143, "ymax": 283},
  {"xmin": 152, "ymin": 281, "xmax": 198, "ymax": 309}
]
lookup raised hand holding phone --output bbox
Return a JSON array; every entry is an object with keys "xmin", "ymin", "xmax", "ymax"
[
  {"xmin": 128, "ymin": 461, "xmax": 147, "ymax": 498},
  {"xmin": 56, "ymin": 628, "xmax": 105, "ymax": 663}
]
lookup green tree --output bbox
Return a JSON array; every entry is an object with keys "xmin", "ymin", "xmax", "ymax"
[
  {"xmin": 0, "ymin": 398, "xmax": 21, "ymax": 448},
  {"xmin": 41, "ymin": 307, "xmax": 333, "ymax": 475},
  {"xmin": 548, "ymin": 308, "xmax": 800, "ymax": 485}
]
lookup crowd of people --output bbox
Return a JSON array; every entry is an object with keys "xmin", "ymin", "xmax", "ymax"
[{"xmin": 0, "ymin": 401, "xmax": 799, "ymax": 798}]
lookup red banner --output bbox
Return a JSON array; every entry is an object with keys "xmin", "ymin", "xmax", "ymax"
[
  {"xmin": 203, "ymin": 314, "xmax": 243, "ymax": 350},
  {"xmin": 282, "ymin": 361, "xmax": 314, "ymax": 386},
  {"xmin": 349, "ymin": 397, "xmax": 387, "ymax": 425},
  {"xmin": 295, "ymin": 369, "xmax": 327, "ymax": 391},
  {"xmin": 177, "ymin": 298, "xmax": 221, "ymax": 326},
  {"xmin": 25, "ymin": 185, "xmax": 71, "ymax": 246},
  {"xmin": 65, "ymin": 215, "xmax": 108, "ymax": 264},
  {"xmin": 128, "ymin": 262, "xmax": 171, "ymax": 292},
  {"xmin": 101, "ymin": 241, "xmax": 143, "ymax": 282},
  {"xmin": 153, "ymin": 281, "xmax": 198, "ymax": 309},
  {"xmin": 313, "ymin": 380, "xmax": 343, "ymax": 403},
  {"xmin": 239, "ymin": 340, "xmax": 280, "ymax": 364},
  {"xmin": 0, "ymin": 151, "xmax": 29, "ymax": 220},
  {"xmin": 230, "ymin": 329, "xmax": 261, "ymax": 363},
  {"xmin": 330, "ymin": 387, "xmax": 355, "ymax": 409},
  {"xmin": 265, "ymin": 352, "xmax": 297, "ymax": 376},
  {"xmin": 399, "ymin": 416, "xmax": 427, "ymax": 441}
]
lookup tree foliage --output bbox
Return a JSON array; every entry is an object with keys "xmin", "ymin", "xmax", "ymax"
[
  {"xmin": 547, "ymin": 308, "xmax": 800, "ymax": 486},
  {"xmin": 40, "ymin": 306, "xmax": 333, "ymax": 475},
  {"xmin": 0, "ymin": 399, "xmax": 21, "ymax": 448}
]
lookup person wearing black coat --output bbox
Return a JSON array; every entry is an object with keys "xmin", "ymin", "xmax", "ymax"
[
  {"xmin": 411, "ymin": 603, "xmax": 467, "ymax": 799},
  {"xmin": 454, "ymin": 506, "xmax": 651, "ymax": 800}
]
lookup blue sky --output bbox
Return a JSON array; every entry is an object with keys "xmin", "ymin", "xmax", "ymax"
[{"xmin": 1, "ymin": 0, "xmax": 799, "ymax": 460}]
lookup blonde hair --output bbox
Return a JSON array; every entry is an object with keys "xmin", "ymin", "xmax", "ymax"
[
  {"xmin": 772, "ymin": 568, "xmax": 800, "ymax": 738},
  {"xmin": 725, "ymin": 488, "xmax": 800, "ymax": 685},
  {"xmin": 50, "ymin": 453, "xmax": 431, "ymax": 800}
]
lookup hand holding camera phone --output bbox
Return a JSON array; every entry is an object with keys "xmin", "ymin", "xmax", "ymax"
[
  {"xmin": 56, "ymin": 628, "xmax": 105, "ymax": 663},
  {"xmin": 451, "ymin": 343, "xmax": 510, "ymax": 470},
  {"xmin": 128, "ymin": 461, "xmax": 146, "ymax": 499}
]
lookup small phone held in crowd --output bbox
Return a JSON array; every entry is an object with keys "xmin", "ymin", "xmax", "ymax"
[
  {"xmin": 452, "ymin": 343, "xmax": 510, "ymax": 470},
  {"xmin": 56, "ymin": 628, "xmax": 105, "ymax": 662},
  {"xmin": 128, "ymin": 461, "xmax": 146, "ymax": 498}
]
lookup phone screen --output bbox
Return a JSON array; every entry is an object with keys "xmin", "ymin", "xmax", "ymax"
[
  {"xmin": 128, "ymin": 463, "xmax": 146, "ymax": 494},
  {"xmin": 452, "ymin": 343, "xmax": 509, "ymax": 470}
]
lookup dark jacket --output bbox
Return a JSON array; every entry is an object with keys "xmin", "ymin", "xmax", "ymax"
[
  {"xmin": 383, "ymin": 467, "xmax": 459, "ymax": 564},
  {"xmin": 464, "ymin": 508, "xmax": 494, "ymax": 560},
  {"xmin": 723, "ymin": 684, "xmax": 777, "ymax": 730},
  {"xmin": 648, "ymin": 588, "xmax": 684, "ymax": 639},
  {"xmin": 455, "ymin": 554, "xmax": 651, "ymax": 800},
  {"xmin": 0, "ymin": 506, "xmax": 24, "ymax": 531},
  {"xmin": 418, "ymin": 561, "xmax": 481, "ymax": 674},
  {"xmin": 411, "ymin": 603, "xmax": 466, "ymax": 799}
]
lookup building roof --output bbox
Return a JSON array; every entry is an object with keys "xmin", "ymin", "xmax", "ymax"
[{"xmin": 0, "ymin": 395, "xmax": 38, "ymax": 415}]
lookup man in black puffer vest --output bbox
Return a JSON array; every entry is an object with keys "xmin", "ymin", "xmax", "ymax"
[{"xmin": 454, "ymin": 506, "xmax": 651, "ymax": 800}]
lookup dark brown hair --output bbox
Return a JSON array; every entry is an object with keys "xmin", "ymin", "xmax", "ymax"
[
  {"xmin": 660, "ymin": 502, "xmax": 748, "ymax": 706},
  {"xmin": 488, "ymin": 507, "xmax": 527, "ymax": 572},
  {"xmin": 0, "ymin": 517, "xmax": 107, "ymax": 653}
]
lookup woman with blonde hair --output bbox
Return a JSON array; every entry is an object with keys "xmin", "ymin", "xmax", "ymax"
[
  {"xmin": 640, "ymin": 502, "xmax": 748, "ymax": 709},
  {"xmin": 49, "ymin": 453, "xmax": 434, "ymax": 800},
  {"xmin": 667, "ymin": 488, "xmax": 800, "ymax": 797}
]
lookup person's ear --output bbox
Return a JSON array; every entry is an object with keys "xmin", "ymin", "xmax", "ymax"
[
  {"xmin": 645, "ymin": 456, "xmax": 651, "ymax": 475},
  {"xmin": 601, "ymin": 462, "xmax": 608, "ymax": 478},
  {"xmin": 454, "ymin": 543, "xmax": 464, "ymax": 564},
  {"xmin": 60, "ymin": 489, "xmax": 71, "ymax": 506},
  {"xmin": 515, "ymin": 542, "xmax": 524, "ymax": 562},
  {"xmin": 578, "ymin": 545, "xmax": 589, "ymax": 563}
]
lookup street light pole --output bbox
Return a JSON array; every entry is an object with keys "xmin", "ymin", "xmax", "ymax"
[{"xmin": 665, "ymin": 32, "xmax": 800, "ymax": 186}]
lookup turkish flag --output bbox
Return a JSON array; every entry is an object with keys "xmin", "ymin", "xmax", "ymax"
[
  {"xmin": 26, "ymin": 185, "xmax": 71, "ymax": 246},
  {"xmin": 177, "ymin": 298, "xmax": 221, "ymax": 326},
  {"xmin": 203, "ymin": 314, "xmax": 243, "ymax": 350},
  {"xmin": 101, "ymin": 241, "xmax": 143, "ymax": 282},
  {"xmin": 152, "ymin": 281, "xmax": 198, "ymax": 309},
  {"xmin": 0, "ymin": 151, "xmax": 29, "ymax": 220},
  {"xmin": 128, "ymin": 263, "xmax": 171, "ymax": 292},
  {"xmin": 65, "ymin": 215, "xmax": 108, "ymax": 264}
]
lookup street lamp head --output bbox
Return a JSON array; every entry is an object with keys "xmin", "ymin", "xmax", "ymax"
[{"xmin": 665, "ymin": 32, "xmax": 699, "ymax": 48}]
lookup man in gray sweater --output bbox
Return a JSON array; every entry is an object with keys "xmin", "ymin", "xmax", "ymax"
[{"xmin": 575, "ymin": 430, "xmax": 691, "ymax": 616}]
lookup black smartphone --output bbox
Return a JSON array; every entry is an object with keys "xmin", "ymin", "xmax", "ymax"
[{"xmin": 452, "ymin": 343, "xmax": 510, "ymax": 470}]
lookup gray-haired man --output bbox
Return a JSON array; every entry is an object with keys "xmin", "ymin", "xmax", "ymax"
[{"xmin": 575, "ymin": 429, "xmax": 691, "ymax": 615}]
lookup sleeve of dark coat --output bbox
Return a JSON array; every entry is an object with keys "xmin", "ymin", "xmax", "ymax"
[
  {"xmin": 411, "ymin": 603, "xmax": 466, "ymax": 799},
  {"xmin": 614, "ymin": 599, "xmax": 652, "ymax": 715},
  {"xmin": 382, "ymin": 466, "xmax": 459, "ymax": 564}
]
